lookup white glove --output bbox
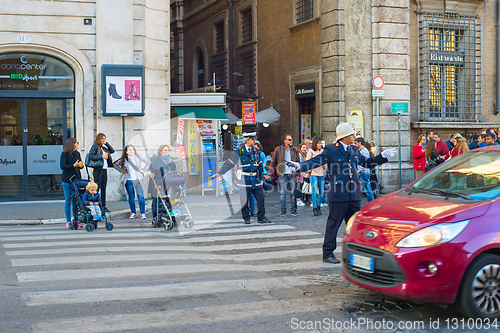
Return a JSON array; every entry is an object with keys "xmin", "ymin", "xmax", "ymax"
[
  {"xmin": 381, "ymin": 148, "xmax": 396, "ymax": 159},
  {"xmin": 285, "ymin": 160, "xmax": 300, "ymax": 171}
]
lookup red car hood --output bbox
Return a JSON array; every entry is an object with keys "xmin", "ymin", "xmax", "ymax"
[{"xmin": 356, "ymin": 192, "xmax": 491, "ymax": 232}]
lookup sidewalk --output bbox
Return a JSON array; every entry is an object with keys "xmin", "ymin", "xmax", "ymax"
[{"xmin": 0, "ymin": 190, "xmax": 285, "ymax": 225}]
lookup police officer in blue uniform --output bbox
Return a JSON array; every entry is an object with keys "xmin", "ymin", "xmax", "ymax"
[
  {"xmin": 212, "ymin": 132, "xmax": 271, "ymax": 224},
  {"xmin": 288, "ymin": 123, "xmax": 395, "ymax": 263}
]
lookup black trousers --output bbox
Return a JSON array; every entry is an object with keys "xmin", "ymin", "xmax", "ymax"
[
  {"xmin": 240, "ymin": 186, "xmax": 265, "ymax": 220},
  {"xmin": 93, "ymin": 168, "xmax": 108, "ymax": 208},
  {"xmin": 323, "ymin": 200, "xmax": 360, "ymax": 259}
]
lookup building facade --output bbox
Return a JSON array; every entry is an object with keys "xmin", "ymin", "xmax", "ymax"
[{"xmin": 0, "ymin": 0, "xmax": 171, "ymax": 201}]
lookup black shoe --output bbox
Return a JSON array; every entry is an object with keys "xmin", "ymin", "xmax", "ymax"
[
  {"xmin": 313, "ymin": 207, "xmax": 320, "ymax": 216},
  {"xmin": 291, "ymin": 212, "xmax": 298, "ymax": 217},
  {"xmin": 258, "ymin": 217, "xmax": 271, "ymax": 223},
  {"xmin": 103, "ymin": 207, "xmax": 110, "ymax": 213},
  {"xmin": 244, "ymin": 218, "xmax": 251, "ymax": 224},
  {"xmin": 323, "ymin": 256, "xmax": 340, "ymax": 264},
  {"xmin": 250, "ymin": 212, "xmax": 256, "ymax": 217},
  {"xmin": 318, "ymin": 207, "xmax": 322, "ymax": 215}
]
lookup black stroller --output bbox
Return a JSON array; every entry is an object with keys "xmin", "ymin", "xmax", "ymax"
[
  {"xmin": 151, "ymin": 170, "xmax": 194, "ymax": 230},
  {"xmin": 69, "ymin": 176, "xmax": 113, "ymax": 232}
]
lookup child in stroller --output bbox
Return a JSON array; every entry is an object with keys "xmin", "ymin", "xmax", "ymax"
[
  {"xmin": 82, "ymin": 182, "xmax": 104, "ymax": 221},
  {"xmin": 69, "ymin": 177, "xmax": 113, "ymax": 232}
]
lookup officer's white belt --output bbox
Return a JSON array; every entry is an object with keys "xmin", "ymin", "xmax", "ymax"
[{"xmin": 241, "ymin": 172, "xmax": 257, "ymax": 176}]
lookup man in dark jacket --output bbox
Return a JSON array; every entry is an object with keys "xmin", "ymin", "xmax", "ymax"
[
  {"xmin": 287, "ymin": 123, "xmax": 395, "ymax": 264},
  {"xmin": 269, "ymin": 134, "xmax": 301, "ymax": 217},
  {"xmin": 212, "ymin": 133, "xmax": 271, "ymax": 224}
]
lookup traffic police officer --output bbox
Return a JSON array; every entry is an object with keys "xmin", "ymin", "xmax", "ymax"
[
  {"xmin": 212, "ymin": 132, "xmax": 271, "ymax": 224},
  {"xmin": 288, "ymin": 123, "xmax": 395, "ymax": 263}
]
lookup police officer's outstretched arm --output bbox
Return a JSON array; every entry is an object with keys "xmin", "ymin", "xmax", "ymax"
[
  {"xmin": 299, "ymin": 149, "xmax": 330, "ymax": 173},
  {"xmin": 358, "ymin": 148, "xmax": 396, "ymax": 168},
  {"xmin": 211, "ymin": 150, "xmax": 240, "ymax": 178}
]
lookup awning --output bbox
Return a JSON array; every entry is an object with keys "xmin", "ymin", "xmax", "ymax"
[
  {"xmin": 221, "ymin": 111, "xmax": 239, "ymax": 125},
  {"xmin": 173, "ymin": 107, "xmax": 228, "ymax": 120},
  {"xmin": 256, "ymin": 106, "xmax": 280, "ymax": 125}
]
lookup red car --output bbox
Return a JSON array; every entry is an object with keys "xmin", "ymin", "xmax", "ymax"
[{"xmin": 342, "ymin": 146, "xmax": 500, "ymax": 318}]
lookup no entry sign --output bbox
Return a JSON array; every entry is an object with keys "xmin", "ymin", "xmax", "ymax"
[{"xmin": 372, "ymin": 76, "xmax": 384, "ymax": 89}]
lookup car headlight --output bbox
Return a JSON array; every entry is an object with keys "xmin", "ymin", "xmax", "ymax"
[
  {"xmin": 345, "ymin": 212, "xmax": 359, "ymax": 236},
  {"xmin": 395, "ymin": 220, "xmax": 469, "ymax": 248}
]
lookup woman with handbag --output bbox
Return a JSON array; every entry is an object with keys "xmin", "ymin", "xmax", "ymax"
[
  {"xmin": 114, "ymin": 145, "xmax": 150, "ymax": 219},
  {"xmin": 60, "ymin": 137, "xmax": 84, "ymax": 228},
  {"xmin": 297, "ymin": 143, "xmax": 311, "ymax": 207},
  {"xmin": 148, "ymin": 144, "xmax": 176, "ymax": 219},
  {"xmin": 87, "ymin": 133, "xmax": 115, "ymax": 211},
  {"xmin": 306, "ymin": 138, "xmax": 326, "ymax": 216}
]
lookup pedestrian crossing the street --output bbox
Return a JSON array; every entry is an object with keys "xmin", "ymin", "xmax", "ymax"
[{"xmin": 0, "ymin": 223, "xmax": 343, "ymax": 332}]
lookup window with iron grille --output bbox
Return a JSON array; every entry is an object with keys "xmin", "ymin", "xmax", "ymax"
[
  {"xmin": 241, "ymin": 9, "xmax": 252, "ymax": 44},
  {"xmin": 236, "ymin": 49, "xmax": 255, "ymax": 95},
  {"xmin": 296, "ymin": 0, "xmax": 313, "ymax": 24},
  {"xmin": 215, "ymin": 22, "xmax": 225, "ymax": 54},
  {"xmin": 419, "ymin": 13, "xmax": 481, "ymax": 121},
  {"xmin": 210, "ymin": 54, "xmax": 226, "ymax": 88}
]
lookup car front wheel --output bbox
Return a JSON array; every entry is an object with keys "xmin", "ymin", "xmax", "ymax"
[{"xmin": 457, "ymin": 254, "xmax": 500, "ymax": 318}]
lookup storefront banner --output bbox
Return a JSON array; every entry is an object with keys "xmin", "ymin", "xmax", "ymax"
[
  {"xmin": 174, "ymin": 146, "xmax": 188, "ymax": 172},
  {"xmin": 176, "ymin": 119, "xmax": 184, "ymax": 146},
  {"xmin": 217, "ymin": 160, "xmax": 233, "ymax": 196},
  {"xmin": 196, "ymin": 120, "xmax": 214, "ymax": 134},
  {"xmin": 0, "ymin": 146, "xmax": 23, "ymax": 176},
  {"xmin": 27, "ymin": 146, "xmax": 63, "ymax": 175},
  {"xmin": 188, "ymin": 120, "xmax": 198, "ymax": 174},
  {"xmin": 347, "ymin": 110, "xmax": 364, "ymax": 138},
  {"xmin": 105, "ymin": 76, "xmax": 142, "ymax": 114},
  {"xmin": 301, "ymin": 114, "xmax": 312, "ymax": 142},
  {"xmin": 242, "ymin": 101, "xmax": 256, "ymax": 125}
]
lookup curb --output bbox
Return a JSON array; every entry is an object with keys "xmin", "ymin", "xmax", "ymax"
[{"xmin": 0, "ymin": 209, "xmax": 132, "ymax": 226}]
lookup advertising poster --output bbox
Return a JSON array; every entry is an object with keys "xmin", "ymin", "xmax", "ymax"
[
  {"xmin": 27, "ymin": 146, "xmax": 63, "ymax": 175},
  {"xmin": 188, "ymin": 120, "xmax": 198, "ymax": 174},
  {"xmin": 105, "ymin": 76, "xmax": 142, "ymax": 114},
  {"xmin": 301, "ymin": 114, "xmax": 311, "ymax": 142},
  {"xmin": 196, "ymin": 120, "xmax": 214, "ymax": 134},
  {"xmin": 217, "ymin": 160, "xmax": 233, "ymax": 196},
  {"xmin": 242, "ymin": 101, "xmax": 256, "ymax": 125},
  {"xmin": 347, "ymin": 110, "xmax": 364, "ymax": 138},
  {"xmin": 0, "ymin": 146, "xmax": 23, "ymax": 176},
  {"xmin": 176, "ymin": 119, "xmax": 184, "ymax": 146}
]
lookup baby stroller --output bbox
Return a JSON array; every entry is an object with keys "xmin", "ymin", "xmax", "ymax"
[
  {"xmin": 151, "ymin": 171, "xmax": 194, "ymax": 230},
  {"xmin": 69, "ymin": 176, "xmax": 113, "ymax": 232}
]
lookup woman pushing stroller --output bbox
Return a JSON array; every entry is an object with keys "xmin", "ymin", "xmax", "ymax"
[{"xmin": 148, "ymin": 144, "xmax": 176, "ymax": 220}]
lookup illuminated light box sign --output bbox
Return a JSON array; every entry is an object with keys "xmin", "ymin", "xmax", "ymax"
[{"xmin": 101, "ymin": 65, "xmax": 145, "ymax": 117}]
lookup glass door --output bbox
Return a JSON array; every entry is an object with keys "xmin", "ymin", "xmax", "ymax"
[
  {"xmin": 0, "ymin": 98, "xmax": 71, "ymax": 201},
  {"xmin": 0, "ymin": 100, "xmax": 23, "ymax": 200}
]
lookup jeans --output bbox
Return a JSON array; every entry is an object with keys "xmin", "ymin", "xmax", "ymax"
[
  {"xmin": 125, "ymin": 180, "xmax": 146, "ymax": 214},
  {"xmin": 359, "ymin": 169, "xmax": 375, "ymax": 202},
  {"xmin": 279, "ymin": 174, "xmax": 297, "ymax": 214},
  {"xmin": 310, "ymin": 175, "xmax": 325, "ymax": 208},
  {"xmin": 62, "ymin": 181, "xmax": 72, "ymax": 222},
  {"xmin": 88, "ymin": 204, "xmax": 102, "ymax": 219}
]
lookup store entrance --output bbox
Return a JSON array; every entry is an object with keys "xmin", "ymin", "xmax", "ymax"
[{"xmin": 0, "ymin": 98, "xmax": 74, "ymax": 201}]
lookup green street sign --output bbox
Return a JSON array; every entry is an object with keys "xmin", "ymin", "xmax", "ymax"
[{"xmin": 391, "ymin": 102, "xmax": 408, "ymax": 114}]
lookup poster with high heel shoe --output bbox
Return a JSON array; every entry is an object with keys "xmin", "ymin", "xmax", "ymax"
[{"xmin": 104, "ymin": 76, "xmax": 143, "ymax": 115}]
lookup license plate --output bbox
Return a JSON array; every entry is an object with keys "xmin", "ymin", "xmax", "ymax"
[{"xmin": 350, "ymin": 253, "xmax": 374, "ymax": 272}]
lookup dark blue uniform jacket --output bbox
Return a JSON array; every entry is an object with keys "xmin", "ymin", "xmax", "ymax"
[
  {"xmin": 218, "ymin": 145, "xmax": 263, "ymax": 189},
  {"xmin": 300, "ymin": 142, "xmax": 388, "ymax": 202}
]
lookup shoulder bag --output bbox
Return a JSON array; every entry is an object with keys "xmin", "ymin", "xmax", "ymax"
[
  {"xmin": 301, "ymin": 182, "xmax": 312, "ymax": 195},
  {"xmin": 85, "ymin": 145, "xmax": 104, "ymax": 169}
]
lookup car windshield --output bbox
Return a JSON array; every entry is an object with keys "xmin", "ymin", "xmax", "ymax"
[{"xmin": 410, "ymin": 150, "xmax": 500, "ymax": 201}]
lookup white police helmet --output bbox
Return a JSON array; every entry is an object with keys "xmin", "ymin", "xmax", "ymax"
[{"xmin": 335, "ymin": 123, "xmax": 356, "ymax": 142}]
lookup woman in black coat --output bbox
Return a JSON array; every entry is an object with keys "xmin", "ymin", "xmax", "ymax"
[
  {"xmin": 87, "ymin": 133, "xmax": 115, "ymax": 210},
  {"xmin": 60, "ymin": 137, "xmax": 84, "ymax": 228}
]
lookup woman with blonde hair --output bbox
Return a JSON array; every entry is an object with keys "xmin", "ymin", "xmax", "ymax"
[{"xmin": 445, "ymin": 136, "xmax": 469, "ymax": 160}]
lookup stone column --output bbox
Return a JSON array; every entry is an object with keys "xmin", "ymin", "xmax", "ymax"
[{"xmin": 372, "ymin": 0, "xmax": 412, "ymax": 191}]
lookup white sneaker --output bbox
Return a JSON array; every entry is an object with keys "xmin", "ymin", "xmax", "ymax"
[
  {"xmin": 310, "ymin": 203, "xmax": 314, "ymax": 207},
  {"xmin": 297, "ymin": 200, "xmax": 305, "ymax": 206},
  {"xmin": 141, "ymin": 213, "xmax": 147, "ymax": 219},
  {"xmin": 321, "ymin": 203, "xmax": 328, "ymax": 207},
  {"xmin": 129, "ymin": 213, "xmax": 136, "ymax": 219}
]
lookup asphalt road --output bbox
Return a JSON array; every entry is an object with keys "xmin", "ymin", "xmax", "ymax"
[{"xmin": 0, "ymin": 193, "xmax": 488, "ymax": 332}]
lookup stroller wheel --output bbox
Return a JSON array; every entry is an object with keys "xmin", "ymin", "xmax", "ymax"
[
  {"xmin": 106, "ymin": 223, "xmax": 114, "ymax": 231},
  {"xmin": 85, "ymin": 223, "xmax": 94, "ymax": 232},
  {"xmin": 183, "ymin": 219, "xmax": 194, "ymax": 229},
  {"xmin": 152, "ymin": 218, "xmax": 157, "ymax": 228},
  {"xmin": 163, "ymin": 220, "xmax": 174, "ymax": 230}
]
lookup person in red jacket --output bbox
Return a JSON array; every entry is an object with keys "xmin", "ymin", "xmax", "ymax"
[{"xmin": 413, "ymin": 134, "xmax": 427, "ymax": 179}]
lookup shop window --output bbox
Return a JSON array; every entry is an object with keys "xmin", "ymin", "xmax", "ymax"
[
  {"xmin": 296, "ymin": 0, "xmax": 313, "ymax": 24},
  {"xmin": 215, "ymin": 22, "xmax": 225, "ymax": 54},
  {"xmin": 419, "ymin": 13, "xmax": 481, "ymax": 121},
  {"xmin": 241, "ymin": 9, "xmax": 253, "ymax": 44}
]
